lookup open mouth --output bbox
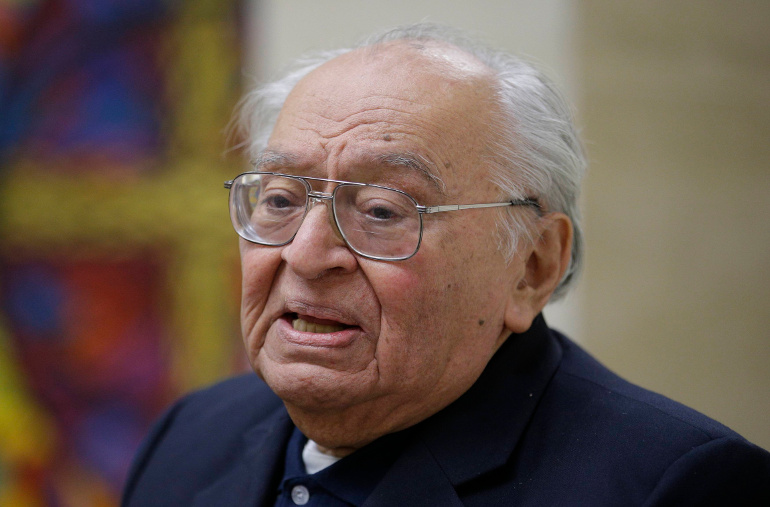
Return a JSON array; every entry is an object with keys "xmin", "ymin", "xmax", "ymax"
[{"xmin": 287, "ymin": 313, "xmax": 354, "ymax": 334}]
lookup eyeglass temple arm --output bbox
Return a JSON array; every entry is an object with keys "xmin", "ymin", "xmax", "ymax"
[
  {"xmin": 418, "ymin": 199, "xmax": 541, "ymax": 214},
  {"xmin": 224, "ymin": 181, "xmax": 233, "ymax": 189}
]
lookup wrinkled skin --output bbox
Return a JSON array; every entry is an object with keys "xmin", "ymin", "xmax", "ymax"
[{"xmin": 239, "ymin": 41, "xmax": 572, "ymax": 456}]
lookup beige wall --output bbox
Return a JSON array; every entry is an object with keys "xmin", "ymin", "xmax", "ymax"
[
  {"xmin": 246, "ymin": 0, "xmax": 769, "ymax": 450},
  {"xmin": 247, "ymin": 0, "xmax": 578, "ymax": 92},
  {"xmin": 579, "ymin": 1, "xmax": 770, "ymax": 449}
]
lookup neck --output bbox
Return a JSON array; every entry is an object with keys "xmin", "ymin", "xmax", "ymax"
[{"xmin": 284, "ymin": 401, "xmax": 405, "ymax": 457}]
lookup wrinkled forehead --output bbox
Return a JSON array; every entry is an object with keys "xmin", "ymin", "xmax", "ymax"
[{"xmin": 267, "ymin": 41, "xmax": 500, "ymax": 193}]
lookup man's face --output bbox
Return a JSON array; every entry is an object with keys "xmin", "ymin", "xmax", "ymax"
[{"xmin": 240, "ymin": 43, "xmax": 528, "ymax": 449}]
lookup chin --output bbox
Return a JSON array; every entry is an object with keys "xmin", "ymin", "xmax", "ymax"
[{"xmin": 258, "ymin": 359, "xmax": 376, "ymax": 411}]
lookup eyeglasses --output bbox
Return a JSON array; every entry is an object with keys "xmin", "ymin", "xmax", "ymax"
[{"xmin": 224, "ymin": 172, "xmax": 541, "ymax": 261}]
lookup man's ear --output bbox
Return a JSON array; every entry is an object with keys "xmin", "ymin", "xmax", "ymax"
[{"xmin": 504, "ymin": 213, "xmax": 573, "ymax": 333}]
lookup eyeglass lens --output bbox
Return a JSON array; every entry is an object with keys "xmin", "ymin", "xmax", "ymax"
[{"xmin": 231, "ymin": 173, "xmax": 422, "ymax": 259}]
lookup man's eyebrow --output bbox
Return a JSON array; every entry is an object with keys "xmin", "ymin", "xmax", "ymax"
[
  {"xmin": 375, "ymin": 152, "xmax": 447, "ymax": 194},
  {"xmin": 252, "ymin": 150, "xmax": 447, "ymax": 194},
  {"xmin": 252, "ymin": 151, "xmax": 299, "ymax": 170}
]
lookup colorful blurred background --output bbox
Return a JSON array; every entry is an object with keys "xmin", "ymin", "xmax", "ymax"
[{"xmin": 0, "ymin": 0, "xmax": 245, "ymax": 504}]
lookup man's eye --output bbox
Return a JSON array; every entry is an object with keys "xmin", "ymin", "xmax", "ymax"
[
  {"xmin": 259, "ymin": 191, "xmax": 303, "ymax": 211},
  {"xmin": 265, "ymin": 194, "xmax": 292, "ymax": 208},
  {"xmin": 368, "ymin": 205, "xmax": 397, "ymax": 220}
]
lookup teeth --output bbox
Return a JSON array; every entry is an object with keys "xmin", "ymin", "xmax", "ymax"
[{"xmin": 292, "ymin": 317, "xmax": 346, "ymax": 333}]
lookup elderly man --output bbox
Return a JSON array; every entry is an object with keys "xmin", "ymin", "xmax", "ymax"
[{"xmin": 123, "ymin": 25, "xmax": 769, "ymax": 506}]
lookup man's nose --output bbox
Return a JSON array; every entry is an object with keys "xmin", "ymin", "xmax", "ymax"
[{"xmin": 280, "ymin": 197, "xmax": 358, "ymax": 278}]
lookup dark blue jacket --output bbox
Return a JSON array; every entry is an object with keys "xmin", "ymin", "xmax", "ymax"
[{"xmin": 122, "ymin": 316, "xmax": 770, "ymax": 506}]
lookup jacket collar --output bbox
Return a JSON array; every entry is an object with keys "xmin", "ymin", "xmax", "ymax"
[{"xmin": 366, "ymin": 314, "xmax": 562, "ymax": 505}]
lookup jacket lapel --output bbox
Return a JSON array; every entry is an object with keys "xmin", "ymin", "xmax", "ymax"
[{"xmin": 192, "ymin": 406, "xmax": 294, "ymax": 507}]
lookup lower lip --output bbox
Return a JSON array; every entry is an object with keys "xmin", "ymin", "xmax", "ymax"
[{"xmin": 274, "ymin": 316, "xmax": 361, "ymax": 349}]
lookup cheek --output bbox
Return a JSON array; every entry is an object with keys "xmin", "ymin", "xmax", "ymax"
[
  {"xmin": 365, "ymin": 251, "xmax": 505, "ymax": 405},
  {"xmin": 367, "ymin": 255, "xmax": 467, "ymax": 363},
  {"xmin": 374, "ymin": 237, "xmax": 509, "ymax": 347},
  {"xmin": 239, "ymin": 243, "xmax": 284, "ymax": 333}
]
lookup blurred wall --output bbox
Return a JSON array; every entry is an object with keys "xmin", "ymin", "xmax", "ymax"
[
  {"xmin": 248, "ymin": 0, "xmax": 769, "ymax": 450},
  {"xmin": 579, "ymin": 1, "xmax": 770, "ymax": 450}
]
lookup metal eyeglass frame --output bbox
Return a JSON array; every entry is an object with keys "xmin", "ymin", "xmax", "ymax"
[{"xmin": 224, "ymin": 171, "xmax": 542, "ymax": 261}]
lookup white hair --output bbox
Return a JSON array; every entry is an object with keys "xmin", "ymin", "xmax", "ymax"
[{"xmin": 232, "ymin": 23, "xmax": 586, "ymax": 299}]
